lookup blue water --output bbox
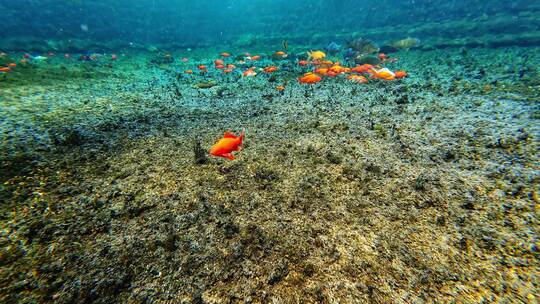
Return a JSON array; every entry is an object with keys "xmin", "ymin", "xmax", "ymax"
[{"xmin": 1, "ymin": 0, "xmax": 538, "ymax": 48}]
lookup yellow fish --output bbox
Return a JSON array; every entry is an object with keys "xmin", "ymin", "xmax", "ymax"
[{"xmin": 307, "ymin": 50, "xmax": 326, "ymax": 60}]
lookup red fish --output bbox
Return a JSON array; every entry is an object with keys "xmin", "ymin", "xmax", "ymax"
[
  {"xmin": 395, "ymin": 70, "xmax": 408, "ymax": 78},
  {"xmin": 214, "ymin": 59, "xmax": 224, "ymax": 66},
  {"xmin": 209, "ymin": 129, "xmax": 245, "ymax": 160},
  {"xmin": 220, "ymin": 52, "xmax": 231, "ymax": 58},
  {"xmin": 298, "ymin": 60, "xmax": 309, "ymax": 66},
  {"xmin": 111, "ymin": 54, "xmax": 118, "ymax": 60}
]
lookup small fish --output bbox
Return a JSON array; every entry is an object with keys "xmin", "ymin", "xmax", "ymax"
[
  {"xmin": 298, "ymin": 72, "xmax": 322, "ymax": 84},
  {"xmin": 378, "ymin": 53, "xmax": 387, "ymax": 60},
  {"xmin": 215, "ymin": 64, "xmax": 225, "ymax": 69},
  {"xmin": 32, "ymin": 55, "xmax": 48, "ymax": 61},
  {"xmin": 351, "ymin": 64, "xmax": 374, "ymax": 73},
  {"xmin": 182, "ymin": 57, "xmax": 189, "ymax": 62},
  {"xmin": 320, "ymin": 60, "xmax": 334, "ymax": 66},
  {"xmin": 391, "ymin": 37, "xmax": 420, "ymax": 50},
  {"xmin": 220, "ymin": 52, "xmax": 231, "ymax": 58},
  {"xmin": 394, "ymin": 70, "xmax": 407, "ymax": 78},
  {"xmin": 329, "ymin": 65, "xmax": 349, "ymax": 74},
  {"xmin": 184, "ymin": 69, "xmax": 194, "ymax": 74},
  {"xmin": 324, "ymin": 42, "xmax": 341, "ymax": 55},
  {"xmin": 111, "ymin": 54, "xmax": 118, "ymax": 60},
  {"xmin": 243, "ymin": 68, "xmax": 257, "ymax": 77},
  {"xmin": 209, "ymin": 129, "xmax": 245, "ymax": 160},
  {"xmin": 0, "ymin": 67, "xmax": 11, "ymax": 72},
  {"xmin": 8, "ymin": 63, "xmax": 17, "ymax": 67},
  {"xmin": 314, "ymin": 68, "xmax": 328, "ymax": 75},
  {"xmin": 368, "ymin": 68, "xmax": 396, "ymax": 80},
  {"xmin": 298, "ymin": 60, "xmax": 309, "ymax": 66},
  {"xmin": 263, "ymin": 66, "xmax": 278, "ymax": 73},
  {"xmin": 19, "ymin": 59, "xmax": 28, "ymax": 64},
  {"xmin": 250, "ymin": 55, "xmax": 261, "ymax": 61},
  {"xmin": 276, "ymin": 85, "xmax": 285, "ymax": 91},
  {"xmin": 214, "ymin": 59, "xmax": 224, "ymax": 66},
  {"xmin": 326, "ymin": 70, "xmax": 338, "ymax": 77},
  {"xmin": 223, "ymin": 69, "xmax": 233, "ymax": 73},
  {"xmin": 226, "ymin": 64, "xmax": 236, "ymax": 69},
  {"xmin": 64, "ymin": 53, "xmax": 71, "ymax": 59},
  {"xmin": 347, "ymin": 74, "xmax": 368, "ymax": 84},
  {"xmin": 23, "ymin": 53, "xmax": 30, "ymax": 59},
  {"xmin": 275, "ymin": 51, "xmax": 287, "ymax": 58},
  {"xmin": 198, "ymin": 65, "xmax": 207, "ymax": 70},
  {"xmin": 307, "ymin": 50, "xmax": 326, "ymax": 60}
]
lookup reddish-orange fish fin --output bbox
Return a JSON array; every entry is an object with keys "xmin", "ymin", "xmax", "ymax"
[
  {"xmin": 223, "ymin": 131, "xmax": 236, "ymax": 138},
  {"xmin": 223, "ymin": 153, "xmax": 235, "ymax": 160}
]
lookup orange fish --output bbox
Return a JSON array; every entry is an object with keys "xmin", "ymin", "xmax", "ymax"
[
  {"xmin": 215, "ymin": 64, "xmax": 225, "ymax": 69},
  {"xmin": 326, "ymin": 70, "xmax": 338, "ymax": 77},
  {"xmin": 223, "ymin": 69, "xmax": 233, "ymax": 73},
  {"xmin": 220, "ymin": 52, "xmax": 231, "ymax": 58},
  {"xmin": 226, "ymin": 64, "xmax": 236, "ymax": 69},
  {"xmin": 351, "ymin": 64, "xmax": 374, "ymax": 73},
  {"xmin": 275, "ymin": 51, "xmax": 287, "ymax": 58},
  {"xmin": 298, "ymin": 72, "xmax": 322, "ymax": 84},
  {"xmin": 314, "ymin": 68, "xmax": 328, "ymax": 75},
  {"xmin": 19, "ymin": 59, "xmax": 28, "ymax": 64},
  {"xmin": 347, "ymin": 74, "xmax": 368, "ymax": 83},
  {"xmin": 8, "ymin": 63, "xmax": 16, "ymax": 67},
  {"xmin": 263, "ymin": 66, "xmax": 278, "ymax": 73},
  {"xmin": 298, "ymin": 60, "xmax": 309, "ymax": 66},
  {"xmin": 378, "ymin": 53, "xmax": 387, "ymax": 60},
  {"xmin": 0, "ymin": 67, "xmax": 11, "ymax": 72},
  {"xmin": 198, "ymin": 65, "xmax": 207, "ymax": 70},
  {"xmin": 276, "ymin": 85, "xmax": 285, "ymax": 91},
  {"xmin": 184, "ymin": 69, "xmax": 194, "ymax": 74},
  {"xmin": 214, "ymin": 59, "xmax": 224, "ymax": 66},
  {"xmin": 369, "ymin": 68, "xmax": 396, "ymax": 80},
  {"xmin": 243, "ymin": 68, "xmax": 257, "ymax": 77},
  {"xmin": 329, "ymin": 65, "xmax": 348, "ymax": 74},
  {"xmin": 395, "ymin": 70, "xmax": 408, "ymax": 78},
  {"xmin": 209, "ymin": 129, "xmax": 245, "ymax": 160},
  {"xmin": 251, "ymin": 55, "xmax": 261, "ymax": 61}
]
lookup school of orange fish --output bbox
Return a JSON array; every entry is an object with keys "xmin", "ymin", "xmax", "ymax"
[
  {"xmin": 1, "ymin": 48, "xmax": 408, "ymax": 161},
  {"xmin": 198, "ymin": 49, "xmax": 408, "ymax": 160}
]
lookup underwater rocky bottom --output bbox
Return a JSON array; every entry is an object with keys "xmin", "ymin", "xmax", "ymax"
[{"xmin": 0, "ymin": 47, "xmax": 539, "ymax": 303}]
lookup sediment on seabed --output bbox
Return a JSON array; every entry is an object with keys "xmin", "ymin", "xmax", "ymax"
[{"xmin": 0, "ymin": 46, "xmax": 538, "ymax": 303}]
